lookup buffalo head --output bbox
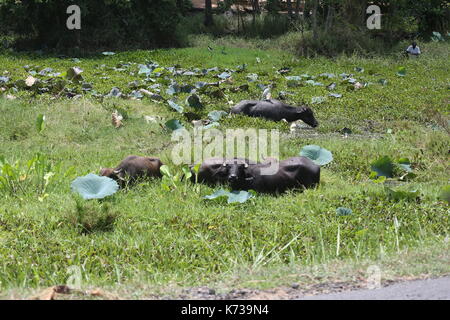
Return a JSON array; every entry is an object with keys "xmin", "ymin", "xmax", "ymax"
[{"xmin": 297, "ymin": 107, "xmax": 319, "ymax": 128}]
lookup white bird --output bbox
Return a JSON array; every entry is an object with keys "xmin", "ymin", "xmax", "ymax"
[{"xmin": 262, "ymin": 87, "xmax": 272, "ymax": 100}]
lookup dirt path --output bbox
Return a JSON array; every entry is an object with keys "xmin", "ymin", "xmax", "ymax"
[{"xmin": 163, "ymin": 276, "xmax": 450, "ymax": 300}]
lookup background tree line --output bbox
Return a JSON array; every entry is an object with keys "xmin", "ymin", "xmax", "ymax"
[{"xmin": 0, "ymin": 0, "xmax": 447, "ymax": 53}]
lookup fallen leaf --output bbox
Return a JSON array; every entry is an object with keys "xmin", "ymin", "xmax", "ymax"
[
  {"xmin": 25, "ymin": 76, "xmax": 37, "ymax": 87},
  {"xmin": 112, "ymin": 111, "xmax": 123, "ymax": 128},
  {"xmin": 30, "ymin": 285, "xmax": 71, "ymax": 300},
  {"xmin": 89, "ymin": 289, "xmax": 120, "ymax": 300}
]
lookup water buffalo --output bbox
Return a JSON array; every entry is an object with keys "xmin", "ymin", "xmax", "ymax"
[
  {"xmin": 228, "ymin": 156, "xmax": 320, "ymax": 194},
  {"xmin": 231, "ymin": 99, "xmax": 319, "ymax": 127},
  {"xmin": 100, "ymin": 155, "xmax": 163, "ymax": 186},
  {"xmin": 191, "ymin": 157, "xmax": 256, "ymax": 185}
]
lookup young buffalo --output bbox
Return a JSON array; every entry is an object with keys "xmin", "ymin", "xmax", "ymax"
[
  {"xmin": 228, "ymin": 156, "xmax": 320, "ymax": 194},
  {"xmin": 100, "ymin": 155, "xmax": 163, "ymax": 186},
  {"xmin": 231, "ymin": 99, "xmax": 319, "ymax": 127},
  {"xmin": 191, "ymin": 158, "xmax": 256, "ymax": 186}
]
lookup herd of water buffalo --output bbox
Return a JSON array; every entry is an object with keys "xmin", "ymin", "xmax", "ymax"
[{"xmin": 100, "ymin": 99, "xmax": 320, "ymax": 194}]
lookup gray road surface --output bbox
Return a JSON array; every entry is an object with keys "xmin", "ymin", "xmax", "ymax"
[{"xmin": 301, "ymin": 277, "xmax": 450, "ymax": 300}]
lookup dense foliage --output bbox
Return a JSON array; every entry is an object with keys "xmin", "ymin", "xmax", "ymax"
[{"xmin": 0, "ymin": 0, "xmax": 192, "ymax": 50}]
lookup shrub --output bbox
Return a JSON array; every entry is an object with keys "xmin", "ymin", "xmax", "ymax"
[
  {"xmin": 298, "ymin": 24, "xmax": 388, "ymax": 57},
  {"xmin": 0, "ymin": 153, "xmax": 67, "ymax": 196},
  {"xmin": 68, "ymin": 197, "xmax": 119, "ymax": 234}
]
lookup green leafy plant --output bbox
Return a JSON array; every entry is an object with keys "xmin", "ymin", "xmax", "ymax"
[
  {"xmin": 160, "ymin": 165, "xmax": 182, "ymax": 191},
  {"xmin": 370, "ymin": 156, "xmax": 416, "ymax": 180},
  {"xmin": 385, "ymin": 187, "xmax": 420, "ymax": 202},
  {"xmin": 0, "ymin": 153, "xmax": 60, "ymax": 196},
  {"xmin": 36, "ymin": 114, "xmax": 45, "ymax": 133},
  {"xmin": 68, "ymin": 196, "xmax": 118, "ymax": 234}
]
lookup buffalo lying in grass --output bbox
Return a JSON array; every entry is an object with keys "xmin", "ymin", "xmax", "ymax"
[
  {"xmin": 193, "ymin": 156, "xmax": 320, "ymax": 194},
  {"xmin": 228, "ymin": 156, "xmax": 320, "ymax": 194},
  {"xmin": 228, "ymin": 157, "xmax": 320, "ymax": 193},
  {"xmin": 191, "ymin": 158, "xmax": 256, "ymax": 185},
  {"xmin": 231, "ymin": 99, "xmax": 319, "ymax": 127},
  {"xmin": 100, "ymin": 155, "xmax": 163, "ymax": 186}
]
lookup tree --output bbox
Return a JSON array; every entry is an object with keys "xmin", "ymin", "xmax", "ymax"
[
  {"xmin": 205, "ymin": 0, "xmax": 214, "ymax": 26},
  {"xmin": 312, "ymin": 0, "xmax": 319, "ymax": 40}
]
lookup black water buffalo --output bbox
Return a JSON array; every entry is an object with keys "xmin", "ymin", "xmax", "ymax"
[
  {"xmin": 231, "ymin": 99, "xmax": 319, "ymax": 127},
  {"xmin": 100, "ymin": 155, "xmax": 163, "ymax": 186},
  {"xmin": 191, "ymin": 157, "xmax": 256, "ymax": 185},
  {"xmin": 228, "ymin": 156, "xmax": 320, "ymax": 194}
]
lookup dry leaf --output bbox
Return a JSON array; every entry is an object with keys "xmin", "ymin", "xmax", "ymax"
[
  {"xmin": 25, "ymin": 76, "xmax": 37, "ymax": 87},
  {"xmin": 354, "ymin": 82, "xmax": 364, "ymax": 89},
  {"xmin": 112, "ymin": 111, "xmax": 123, "ymax": 128},
  {"xmin": 6, "ymin": 94, "xmax": 16, "ymax": 100},
  {"xmin": 30, "ymin": 285, "xmax": 71, "ymax": 300},
  {"xmin": 89, "ymin": 289, "xmax": 120, "ymax": 300},
  {"xmin": 139, "ymin": 89, "xmax": 153, "ymax": 97},
  {"xmin": 144, "ymin": 115, "xmax": 163, "ymax": 124}
]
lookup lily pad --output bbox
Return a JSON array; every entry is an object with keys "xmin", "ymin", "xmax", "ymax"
[
  {"xmin": 204, "ymin": 189, "xmax": 230, "ymax": 200},
  {"xmin": 397, "ymin": 67, "xmax": 407, "ymax": 77},
  {"xmin": 311, "ymin": 96, "xmax": 326, "ymax": 104},
  {"xmin": 326, "ymin": 82, "xmax": 337, "ymax": 90},
  {"xmin": 166, "ymin": 83, "xmax": 180, "ymax": 95},
  {"xmin": 208, "ymin": 110, "xmax": 228, "ymax": 122},
  {"xmin": 246, "ymin": 73, "xmax": 258, "ymax": 82},
  {"xmin": 300, "ymin": 145, "xmax": 333, "ymax": 166},
  {"xmin": 71, "ymin": 174, "xmax": 119, "ymax": 200},
  {"xmin": 0, "ymin": 76, "xmax": 10, "ymax": 84},
  {"xmin": 397, "ymin": 158, "xmax": 412, "ymax": 172},
  {"xmin": 431, "ymin": 32, "xmax": 444, "ymax": 42},
  {"xmin": 371, "ymin": 156, "xmax": 394, "ymax": 178},
  {"xmin": 186, "ymin": 94, "xmax": 203, "ymax": 109},
  {"xmin": 106, "ymin": 87, "xmax": 122, "ymax": 98},
  {"xmin": 218, "ymin": 72, "xmax": 231, "ymax": 80},
  {"xmin": 386, "ymin": 187, "xmax": 419, "ymax": 201},
  {"xmin": 165, "ymin": 119, "xmax": 184, "ymax": 131},
  {"xmin": 227, "ymin": 191, "xmax": 254, "ymax": 204},
  {"xmin": 204, "ymin": 189, "xmax": 254, "ymax": 204},
  {"xmin": 336, "ymin": 207, "xmax": 353, "ymax": 216},
  {"xmin": 168, "ymin": 100, "xmax": 184, "ymax": 113},
  {"xmin": 66, "ymin": 67, "xmax": 83, "ymax": 82}
]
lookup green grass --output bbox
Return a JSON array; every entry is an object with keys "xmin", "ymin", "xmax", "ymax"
[{"xmin": 0, "ymin": 41, "xmax": 448, "ymax": 294}]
